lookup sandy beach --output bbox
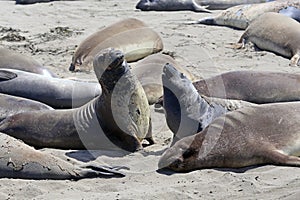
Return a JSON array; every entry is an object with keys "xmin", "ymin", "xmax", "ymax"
[{"xmin": 1, "ymin": 0, "xmax": 300, "ymax": 199}]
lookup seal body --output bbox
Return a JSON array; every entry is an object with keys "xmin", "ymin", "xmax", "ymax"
[
  {"xmin": 131, "ymin": 53, "xmax": 196, "ymax": 104},
  {"xmin": 196, "ymin": 0, "xmax": 274, "ymax": 10},
  {"xmin": 162, "ymin": 64, "xmax": 253, "ymax": 145},
  {"xmin": 70, "ymin": 18, "xmax": 163, "ymax": 71},
  {"xmin": 0, "ymin": 48, "xmax": 56, "ymax": 77},
  {"xmin": 236, "ymin": 12, "xmax": 300, "ymax": 66},
  {"xmin": 0, "ymin": 48, "xmax": 152, "ymax": 152},
  {"xmin": 196, "ymin": 1, "xmax": 300, "ymax": 29},
  {"xmin": 193, "ymin": 70, "xmax": 300, "ymax": 104},
  {"xmin": 0, "ymin": 68, "xmax": 101, "ymax": 108},
  {"xmin": 0, "ymin": 93, "xmax": 53, "ymax": 122},
  {"xmin": 159, "ymin": 102, "xmax": 300, "ymax": 171},
  {"xmin": 136, "ymin": 0, "xmax": 211, "ymax": 12},
  {"xmin": 0, "ymin": 131, "xmax": 125, "ymax": 179}
]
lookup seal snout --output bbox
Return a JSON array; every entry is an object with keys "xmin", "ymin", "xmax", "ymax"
[{"xmin": 162, "ymin": 63, "xmax": 179, "ymax": 79}]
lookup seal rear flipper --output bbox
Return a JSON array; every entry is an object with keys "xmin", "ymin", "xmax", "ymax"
[
  {"xmin": 194, "ymin": 17, "xmax": 216, "ymax": 25},
  {"xmin": 193, "ymin": 3, "xmax": 211, "ymax": 13},
  {"xmin": 264, "ymin": 149, "xmax": 300, "ymax": 167},
  {"xmin": 77, "ymin": 165, "xmax": 129, "ymax": 178},
  {"xmin": 290, "ymin": 53, "xmax": 300, "ymax": 67},
  {"xmin": 0, "ymin": 70, "xmax": 17, "ymax": 81}
]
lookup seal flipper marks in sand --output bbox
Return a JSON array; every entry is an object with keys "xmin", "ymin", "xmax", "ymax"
[
  {"xmin": 0, "ymin": 48, "xmax": 152, "ymax": 152},
  {"xmin": 161, "ymin": 63, "xmax": 253, "ymax": 145}
]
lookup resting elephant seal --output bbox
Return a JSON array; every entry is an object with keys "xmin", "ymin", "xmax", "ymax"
[
  {"xmin": 0, "ymin": 48, "xmax": 56, "ymax": 77},
  {"xmin": 193, "ymin": 70, "xmax": 300, "ymax": 104},
  {"xmin": 0, "ymin": 93, "xmax": 53, "ymax": 122},
  {"xmin": 162, "ymin": 64, "xmax": 254, "ymax": 145},
  {"xmin": 69, "ymin": 18, "xmax": 163, "ymax": 72},
  {"xmin": 0, "ymin": 132, "xmax": 125, "ymax": 179},
  {"xmin": 0, "ymin": 48, "xmax": 152, "ymax": 152},
  {"xmin": 0, "ymin": 69, "xmax": 101, "ymax": 108},
  {"xmin": 194, "ymin": 1, "xmax": 300, "ymax": 29},
  {"xmin": 234, "ymin": 12, "xmax": 300, "ymax": 66},
  {"xmin": 136, "ymin": 0, "xmax": 211, "ymax": 12},
  {"xmin": 159, "ymin": 101, "xmax": 300, "ymax": 171},
  {"xmin": 131, "ymin": 53, "xmax": 196, "ymax": 104}
]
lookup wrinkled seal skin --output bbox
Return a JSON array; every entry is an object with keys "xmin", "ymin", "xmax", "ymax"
[
  {"xmin": 193, "ymin": 70, "xmax": 300, "ymax": 104},
  {"xmin": 136, "ymin": 0, "xmax": 211, "ymax": 12},
  {"xmin": 131, "ymin": 53, "xmax": 196, "ymax": 104},
  {"xmin": 69, "ymin": 18, "xmax": 163, "ymax": 72},
  {"xmin": 0, "ymin": 132, "xmax": 125, "ymax": 179},
  {"xmin": 162, "ymin": 64, "xmax": 253, "ymax": 145},
  {"xmin": 159, "ymin": 102, "xmax": 300, "ymax": 172},
  {"xmin": 0, "ymin": 48, "xmax": 56, "ymax": 77},
  {"xmin": 0, "ymin": 48, "xmax": 152, "ymax": 152},
  {"xmin": 236, "ymin": 12, "xmax": 300, "ymax": 66},
  {"xmin": 195, "ymin": 1, "xmax": 300, "ymax": 30},
  {"xmin": 0, "ymin": 93, "xmax": 53, "ymax": 122},
  {"xmin": 0, "ymin": 69, "xmax": 101, "ymax": 109}
]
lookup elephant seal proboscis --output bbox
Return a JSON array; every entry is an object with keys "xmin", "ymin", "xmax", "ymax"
[
  {"xmin": 69, "ymin": 18, "xmax": 163, "ymax": 72},
  {"xmin": 0, "ymin": 131, "xmax": 126, "ymax": 179},
  {"xmin": 0, "ymin": 48, "xmax": 56, "ymax": 77},
  {"xmin": 159, "ymin": 101, "xmax": 300, "ymax": 172},
  {"xmin": 193, "ymin": 70, "xmax": 300, "ymax": 104},
  {"xmin": 0, "ymin": 48, "xmax": 152, "ymax": 152},
  {"xmin": 0, "ymin": 68, "xmax": 101, "ymax": 108},
  {"xmin": 162, "ymin": 64, "xmax": 254, "ymax": 145},
  {"xmin": 234, "ymin": 12, "xmax": 300, "ymax": 66},
  {"xmin": 136, "ymin": 0, "xmax": 211, "ymax": 12},
  {"xmin": 0, "ymin": 93, "xmax": 53, "ymax": 122},
  {"xmin": 194, "ymin": 1, "xmax": 300, "ymax": 30},
  {"xmin": 131, "ymin": 53, "xmax": 196, "ymax": 104}
]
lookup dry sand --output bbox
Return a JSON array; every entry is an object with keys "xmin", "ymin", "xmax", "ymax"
[{"xmin": 1, "ymin": 0, "xmax": 300, "ymax": 199}]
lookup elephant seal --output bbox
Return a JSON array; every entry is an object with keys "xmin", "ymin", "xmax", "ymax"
[
  {"xmin": 136, "ymin": 0, "xmax": 211, "ymax": 12},
  {"xmin": 0, "ymin": 93, "xmax": 53, "ymax": 122},
  {"xmin": 0, "ymin": 48, "xmax": 56, "ymax": 77},
  {"xmin": 197, "ymin": 0, "xmax": 274, "ymax": 10},
  {"xmin": 0, "ymin": 48, "xmax": 152, "ymax": 152},
  {"xmin": 131, "ymin": 53, "xmax": 196, "ymax": 104},
  {"xmin": 0, "ymin": 69, "xmax": 101, "ymax": 108},
  {"xmin": 193, "ymin": 70, "xmax": 300, "ymax": 104},
  {"xmin": 194, "ymin": 1, "xmax": 300, "ymax": 30},
  {"xmin": 162, "ymin": 64, "xmax": 254, "ymax": 145},
  {"xmin": 158, "ymin": 101, "xmax": 300, "ymax": 171},
  {"xmin": 234, "ymin": 12, "xmax": 300, "ymax": 66},
  {"xmin": 69, "ymin": 18, "xmax": 163, "ymax": 72},
  {"xmin": 0, "ymin": 131, "xmax": 126, "ymax": 179}
]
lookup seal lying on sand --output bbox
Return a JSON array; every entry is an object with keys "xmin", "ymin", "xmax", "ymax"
[
  {"xmin": 136, "ymin": 0, "xmax": 273, "ymax": 12},
  {"xmin": 194, "ymin": 1, "xmax": 300, "ymax": 29},
  {"xmin": 0, "ymin": 69, "xmax": 101, "ymax": 108},
  {"xmin": 0, "ymin": 131, "xmax": 126, "ymax": 179},
  {"xmin": 131, "ymin": 53, "xmax": 196, "ymax": 104},
  {"xmin": 162, "ymin": 64, "xmax": 253, "ymax": 145},
  {"xmin": 136, "ymin": 0, "xmax": 211, "ymax": 12},
  {"xmin": 0, "ymin": 93, "xmax": 53, "ymax": 122},
  {"xmin": 193, "ymin": 70, "xmax": 300, "ymax": 104},
  {"xmin": 0, "ymin": 48, "xmax": 56, "ymax": 77},
  {"xmin": 234, "ymin": 12, "xmax": 300, "ymax": 66},
  {"xmin": 69, "ymin": 18, "xmax": 163, "ymax": 72},
  {"xmin": 0, "ymin": 48, "xmax": 152, "ymax": 152},
  {"xmin": 159, "ymin": 101, "xmax": 300, "ymax": 171}
]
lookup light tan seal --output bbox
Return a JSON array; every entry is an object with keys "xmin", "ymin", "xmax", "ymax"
[
  {"xmin": 69, "ymin": 18, "xmax": 163, "ymax": 71},
  {"xmin": 159, "ymin": 102, "xmax": 300, "ymax": 171},
  {"xmin": 234, "ymin": 12, "xmax": 300, "ymax": 66},
  {"xmin": 131, "ymin": 53, "xmax": 196, "ymax": 104}
]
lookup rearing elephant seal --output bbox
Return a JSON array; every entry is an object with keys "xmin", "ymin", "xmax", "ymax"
[
  {"xmin": 0, "ymin": 131, "xmax": 125, "ymax": 179},
  {"xmin": 234, "ymin": 12, "xmax": 300, "ymax": 66},
  {"xmin": 0, "ymin": 48, "xmax": 152, "ymax": 152},
  {"xmin": 69, "ymin": 18, "xmax": 163, "ymax": 72},
  {"xmin": 194, "ymin": 1, "xmax": 300, "ymax": 30},
  {"xmin": 162, "ymin": 64, "xmax": 254, "ymax": 145},
  {"xmin": 159, "ymin": 101, "xmax": 300, "ymax": 171}
]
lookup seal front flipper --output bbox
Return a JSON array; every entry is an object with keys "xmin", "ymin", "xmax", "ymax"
[{"xmin": 0, "ymin": 70, "xmax": 17, "ymax": 81}]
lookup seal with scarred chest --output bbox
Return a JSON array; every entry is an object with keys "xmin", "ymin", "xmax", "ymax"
[{"xmin": 0, "ymin": 48, "xmax": 152, "ymax": 152}]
